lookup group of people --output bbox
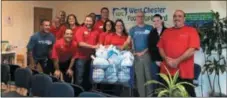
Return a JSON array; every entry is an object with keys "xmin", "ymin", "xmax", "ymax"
[{"xmin": 27, "ymin": 7, "xmax": 200, "ymax": 97}]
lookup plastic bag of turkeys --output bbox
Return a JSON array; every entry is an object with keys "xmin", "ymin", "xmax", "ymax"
[
  {"xmin": 92, "ymin": 69, "xmax": 105, "ymax": 83},
  {"xmin": 91, "ymin": 55, "xmax": 110, "ymax": 69}
]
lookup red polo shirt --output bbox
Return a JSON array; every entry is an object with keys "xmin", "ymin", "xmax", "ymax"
[
  {"xmin": 52, "ymin": 38, "xmax": 78, "ymax": 62},
  {"xmin": 98, "ymin": 32, "xmax": 114, "ymax": 45},
  {"xmin": 157, "ymin": 26, "xmax": 200, "ymax": 79},
  {"xmin": 104, "ymin": 33, "xmax": 128, "ymax": 47},
  {"xmin": 94, "ymin": 19, "xmax": 105, "ymax": 33},
  {"xmin": 50, "ymin": 25, "xmax": 61, "ymax": 37},
  {"xmin": 75, "ymin": 26, "xmax": 99, "ymax": 59},
  {"xmin": 56, "ymin": 25, "xmax": 80, "ymax": 40},
  {"xmin": 56, "ymin": 25, "xmax": 66, "ymax": 40}
]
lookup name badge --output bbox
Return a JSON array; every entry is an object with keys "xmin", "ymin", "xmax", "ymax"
[
  {"xmin": 99, "ymin": 26, "xmax": 103, "ymax": 29},
  {"xmin": 179, "ymin": 34, "xmax": 188, "ymax": 38},
  {"xmin": 144, "ymin": 30, "xmax": 150, "ymax": 34},
  {"xmin": 84, "ymin": 31, "xmax": 89, "ymax": 35}
]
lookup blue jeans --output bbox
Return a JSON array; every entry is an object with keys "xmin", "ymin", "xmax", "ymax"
[{"xmin": 74, "ymin": 59, "xmax": 92, "ymax": 91}]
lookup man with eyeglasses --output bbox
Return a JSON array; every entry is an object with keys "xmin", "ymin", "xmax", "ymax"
[
  {"xmin": 157, "ymin": 10, "xmax": 200, "ymax": 97},
  {"xmin": 123, "ymin": 11, "xmax": 153, "ymax": 97}
]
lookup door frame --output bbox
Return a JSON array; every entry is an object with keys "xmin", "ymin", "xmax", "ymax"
[{"xmin": 33, "ymin": 7, "xmax": 53, "ymax": 33}]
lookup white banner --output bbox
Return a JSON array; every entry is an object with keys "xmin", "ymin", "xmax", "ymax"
[{"xmin": 112, "ymin": 6, "xmax": 169, "ymax": 30}]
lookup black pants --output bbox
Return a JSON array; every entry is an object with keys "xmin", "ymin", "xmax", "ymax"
[
  {"xmin": 74, "ymin": 58, "xmax": 92, "ymax": 91},
  {"xmin": 178, "ymin": 78, "xmax": 196, "ymax": 97},
  {"xmin": 160, "ymin": 77, "xmax": 196, "ymax": 97},
  {"xmin": 35, "ymin": 58, "xmax": 54, "ymax": 75},
  {"xmin": 194, "ymin": 64, "xmax": 201, "ymax": 80},
  {"xmin": 59, "ymin": 59, "xmax": 74, "ymax": 83},
  {"xmin": 150, "ymin": 62, "xmax": 160, "ymax": 96}
]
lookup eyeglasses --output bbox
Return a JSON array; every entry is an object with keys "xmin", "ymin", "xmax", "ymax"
[
  {"xmin": 136, "ymin": 16, "xmax": 144, "ymax": 18},
  {"xmin": 106, "ymin": 24, "xmax": 112, "ymax": 26},
  {"xmin": 116, "ymin": 25, "xmax": 122, "ymax": 27},
  {"xmin": 102, "ymin": 12, "xmax": 109, "ymax": 14},
  {"xmin": 173, "ymin": 15, "xmax": 184, "ymax": 18}
]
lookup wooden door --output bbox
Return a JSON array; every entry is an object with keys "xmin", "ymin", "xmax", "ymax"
[{"xmin": 34, "ymin": 7, "xmax": 53, "ymax": 33}]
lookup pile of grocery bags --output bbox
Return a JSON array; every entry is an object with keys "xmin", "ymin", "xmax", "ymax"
[{"xmin": 91, "ymin": 45, "xmax": 134, "ymax": 85}]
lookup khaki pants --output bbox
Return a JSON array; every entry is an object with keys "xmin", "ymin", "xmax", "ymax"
[{"xmin": 134, "ymin": 53, "xmax": 152, "ymax": 97}]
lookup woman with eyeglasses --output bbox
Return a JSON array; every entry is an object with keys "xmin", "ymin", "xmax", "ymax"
[
  {"xmin": 102, "ymin": 19, "xmax": 130, "ymax": 96},
  {"xmin": 98, "ymin": 20, "xmax": 115, "ymax": 45}
]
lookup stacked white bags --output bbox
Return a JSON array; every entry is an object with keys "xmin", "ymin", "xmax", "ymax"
[{"xmin": 91, "ymin": 45, "xmax": 134, "ymax": 84}]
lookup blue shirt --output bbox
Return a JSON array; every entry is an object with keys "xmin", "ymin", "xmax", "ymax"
[
  {"xmin": 27, "ymin": 32, "xmax": 55, "ymax": 60},
  {"xmin": 129, "ymin": 24, "xmax": 153, "ymax": 52}
]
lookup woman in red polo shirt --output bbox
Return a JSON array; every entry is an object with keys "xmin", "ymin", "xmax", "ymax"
[
  {"xmin": 52, "ymin": 29, "xmax": 77, "ymax": 83},
  {"xmin": 104, "ymin": 19, "xmax": 129, "ymax": 49},
  {"xmin": 98, "ymin": 20, "xmax": 115, "ymax": 45},
  {"xmin": 57, "ymin": 14, "xmax": 80, "ymax": 40},
  {"xmin": 101, "ymin": 19, "xmax": 129, "ymax": 94}
]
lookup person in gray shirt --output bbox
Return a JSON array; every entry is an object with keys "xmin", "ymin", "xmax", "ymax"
[{"xmin": 123, "ymin": 11, "xmax": 153, "ymax": 97}]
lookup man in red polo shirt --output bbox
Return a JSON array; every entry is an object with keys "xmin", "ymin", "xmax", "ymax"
[
  {"xmin": 94, "ymin": 7, "xmax": 109, "ymax": 33},
  {"xmin": 157, "ymin": 10, "xmax": 200, "ymax": 97},
  {"xmin": 74, "ymin": 15, "xmax": 99, "ymax": 91},
  {"xmin": 57, "ymin": 11, "xmax": 67, "ymax": 25},
  {"xmin": 52, "ymin": 29, "xmax": 77, "ymax": 83}
]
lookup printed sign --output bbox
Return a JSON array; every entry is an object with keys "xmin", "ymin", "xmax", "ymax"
[{"xmin": 185, "ymin": 12, "xmax": 214, "ymax": 27}]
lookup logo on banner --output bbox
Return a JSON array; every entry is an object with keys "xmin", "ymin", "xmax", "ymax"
[
  {"xmin": 113, "ymin": 7, "xmax": 128, "ymax": 20},
  {"xmin": 112, "ymin": 6, "xmax": 168, "ymax": 23}
]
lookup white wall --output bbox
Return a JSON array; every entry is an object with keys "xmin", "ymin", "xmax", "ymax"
[{"xmin": 210, "ymin": 1, "xmax": 227, "ymax": 18}]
